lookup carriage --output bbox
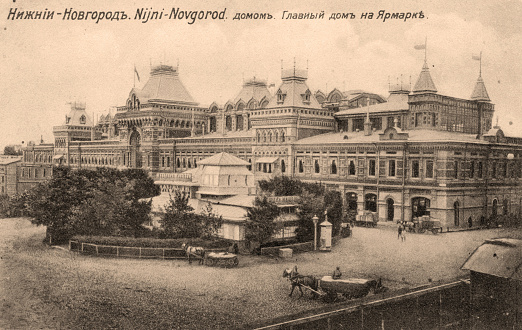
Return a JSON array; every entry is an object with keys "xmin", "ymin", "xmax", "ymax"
[
  {"xmin": 354, "ymin": 212, "xmax": 378, "ymax": 227},
  {"xmin": 404, "ymin": 217, "xmax": 442, "ymax": 234},
  {"xmin": 204, "ymin": 252, "xmax": 239, "ymax": 268}
]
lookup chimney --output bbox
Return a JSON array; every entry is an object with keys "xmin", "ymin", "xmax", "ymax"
[{"xmin": 364, "ymin": 97, "xmax": 372, "ymax": 136}]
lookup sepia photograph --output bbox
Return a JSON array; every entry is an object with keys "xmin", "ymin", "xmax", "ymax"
[{"xmin": 1, "ymin": 0, "xmax": 521, "ymax": 329}]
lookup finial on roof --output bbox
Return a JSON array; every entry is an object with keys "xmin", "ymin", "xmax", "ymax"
[{"xmin": 471, "ymin": 52, "xmax": 490, "ymax": 102}]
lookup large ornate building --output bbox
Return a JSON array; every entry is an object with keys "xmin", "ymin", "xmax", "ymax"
[{"xmin": 20, "ymin": 57, "xmax": 522, "ymax": 231}]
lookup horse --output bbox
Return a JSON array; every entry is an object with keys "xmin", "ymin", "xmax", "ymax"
[
  {"xmin": 282, "ymin": 268, "xmax": 319, "ymax": 298},
  {"xmin": 181, "ymin": 243, "xmax": 205, "ymax": 265}
]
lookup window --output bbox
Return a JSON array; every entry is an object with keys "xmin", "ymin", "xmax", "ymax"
[
  {"xmin": 298, "ymin": 160, "xmax": 304, "ymax": 173},
  {"xmin": 349, "ymin": 160, "xmax": 356, "ymax": 175},
  {"xmin": 331, "ymin": 160, "xmax": 337, "ymax": 174},
  {"xmin": 425, "ymin": 160, "xmax": 434, "ymax": 178},
  {"xmin": 281, "ymin": 160, "xmax": 286, "ymax": 173},
  {"xmin": 469, "ymin": 161, "xmax": 474, "ymax": 178},
  {"xmin": 177, "ymin": 158, "xmax": 181, "ymax": 168},
  {"xmin": 477, "ymin": 161, "xmax": 483, "ymax": 178},
  {"xmin": 79, "ymin": 115, "xmax": 86, "ymax": 124},
  {"xmin": 368, "ymin": 159, "xmax": 376, "ymax": 176},
  {"xmin": 454, "ymin": 160, "xmax": 459, "ymax": 179},
  {"xmin": 365, "ymin": 194, "xmax": 377, "ymax": 212},
  {"xmin": 411, "ymin": 160, "xmax": 420, "ymax": 178},
  {"xmin": 314, "ymin": 159, "xmax": 320, "ymax": 173},
  {"xmin": 388, "ymin": 160, "xmax": 396, "ymax": 177}
]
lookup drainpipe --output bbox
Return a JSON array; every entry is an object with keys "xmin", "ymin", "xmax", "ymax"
[{"xmin": 402, "ymin": 142, "xmax": 408, "ymax": 223}]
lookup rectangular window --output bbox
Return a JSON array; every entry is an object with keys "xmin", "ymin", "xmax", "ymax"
[
  {"xmin": 412, "ymin": 160, "xmax": 420, "ymax": 178},
  {"xmin": 469, "ymin": 161, "xmax": 475, "ymax": 178},
  {"xmin": 426, "ymin": 160, "xmax": 434, "ymax": 178},
  {"xmin": 477, "ymin": 161, "xmax": 483, "ymax": 178},
  {"xmin": 348, "ymin": 160, "xmax": 356, "ymax": 175},
  {"xmin": 369, "ymin": 159, "xmax": 376, "ymax": 176},
  {"xmin": 388, "ymin": 160, "xmax": 396, "ymax": 177},
  {"xmin": 454, "ymin": 160, "xmax": 459, "ymax": 179}
]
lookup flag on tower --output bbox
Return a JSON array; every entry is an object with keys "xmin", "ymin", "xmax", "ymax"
[
  {"xmin": 414, "ymin": 43, "xmax": 426, "ymax": 50},
  {"xmin": 134, "ymin": 65, "xmax": 140, "ymax": 82},
  {"xmin": 472, "ymin": 54, "xmax": 481, "ymax": 61}
]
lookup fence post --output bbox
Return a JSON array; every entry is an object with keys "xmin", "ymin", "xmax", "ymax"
[
  {"xmin": 162, "ymin": 248, "xmax": 165, "ymax": 259},
  {"xmin": 139, "ymin": 247, "xmax": 142, "ymax": 258},
  {"xmin": 81, "ymin": 242, "xmax": 84, "ymax": 253},
  {"xmin": 117, "ymin": 246, "xmax": 119, "ymax": 257}
]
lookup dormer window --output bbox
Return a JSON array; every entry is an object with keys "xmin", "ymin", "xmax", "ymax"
[
  {"xmin": 79, "ymin": 115, "xmax": 86, "ymax": 124},
  {"xmin": 66, "ymin": 116, "xmax": 71, "ymax": 124},
  {"xmin": 302, "ymin": 89, "xmax": 311, "ymax": 104},
  {"xmin": 276, "ymin": 89, "xmax": 286, "ymax": 104}
]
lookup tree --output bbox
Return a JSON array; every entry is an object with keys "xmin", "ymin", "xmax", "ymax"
[
  {"xmin": 199, "ymin": 202, "xmax": 224, "ymax": 239},
  {"xmin": 23, "ymin": 166, "xmax": 160, "ymax": 244},
  {"xmin": 245, "ymin": 197, "xmax": 280, "ymax": 245},
  {"xmin": 160, "ymin": 191, "xmax": 200, "ymax": 238},
  {"xmin": 3, "ymin": 145, "xmax": 22, "ymax": 156}
]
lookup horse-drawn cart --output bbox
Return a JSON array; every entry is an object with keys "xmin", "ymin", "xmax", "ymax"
[
  {"xmin": 355, "ymin": 212, "xmax": 378, "ymax": 227},
  {"xmin": 205, "ymin": 252, "xmax": 239, "ymax": 268},
  {"xmin": 405, "ymin": 217, "xmax": 442, "ymax": 234}
]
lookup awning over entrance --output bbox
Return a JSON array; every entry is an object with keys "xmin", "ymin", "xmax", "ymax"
[
  {"xmin": 255, "ymin": 157, "xmax": 278, "ymax": 164},
  {"xmin": 53, "ymin": 154, "xmax": 64, "ymax": 160}
]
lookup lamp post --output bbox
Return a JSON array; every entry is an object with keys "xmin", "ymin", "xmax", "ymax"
[{"xmin": 312, "ymin": 215, "xmax": 319, "ymax": 251}]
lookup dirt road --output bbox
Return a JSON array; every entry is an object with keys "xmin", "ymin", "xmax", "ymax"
[{"xmin": 1, "ymin": 218, "xmax": 520, "ymax": 329}]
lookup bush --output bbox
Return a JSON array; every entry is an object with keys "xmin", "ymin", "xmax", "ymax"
[{"xmin": 71, "ymin": 235, "xmax": 232, "ymax": 249}]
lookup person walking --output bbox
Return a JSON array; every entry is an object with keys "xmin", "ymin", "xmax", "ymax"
[
  {"xmin": 332, "ymin": 266, "xmax": 342, "ymax": 279},
  {"xmin": 397, "ymin": 222, "xmax": 403, "ymax": 240}
]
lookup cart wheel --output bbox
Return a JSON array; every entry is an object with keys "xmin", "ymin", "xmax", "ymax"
[{"xmin": 432, "ymin": 228, "xmax": 440, "ymax": 234}]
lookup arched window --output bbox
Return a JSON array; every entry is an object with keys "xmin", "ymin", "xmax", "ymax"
[
  {"xmin": 281, "ymin": 131, "xmax": 285, "ymax": 142},
  {"xmin": 187, "ymin": 159, "xmax": 192, "ymax": 168},
  {"xmin": 365, "ymin": 193, "xmax": 377, "ymax": 212},
  {"xmin": 182, "ymin": 158, "xmax": 186, "ymax": 168},
  {"xmin": 331, "ymin": 160, "xmax": 337, "ymax": 174},
  {"xmin": 194, "ymin": 159, "xmax": 197, "ymax": 168},
  {"xmin": 314, "ymin": 159, "xmax": 320, "ymax": 173},
  {"xmin": 281, "ymin": 159, "xmax": 286, "ymax": 173},
  {"xmin": 177, "ymin": 158, "xmax": 181, "ymax": 168},
  {"xmin": 386, "ymin": 198, "xmax": 394, "ymax": 221},
  {"xmin": 299, "ymin": 160, "xmax": 304, "ymax": 173},
  {"xmin": 454, "ymin": 201, "xmax": 460, "ymax": 226},
  {"xmin": 412, "ymin": 197, "xmax": 431, "ymax": 220}
]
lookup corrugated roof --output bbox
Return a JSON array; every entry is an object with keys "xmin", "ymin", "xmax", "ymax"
[
  {"xmin": 413, "ymin": 62, "xmax": 437, "ymax": 94},
  {"xmin": 461, "ymin": 238, "xmax": 522, "ymax": 280},
  {"xmin": 198, "ymin": 152, "xmax": 250, "ymax": 166}
]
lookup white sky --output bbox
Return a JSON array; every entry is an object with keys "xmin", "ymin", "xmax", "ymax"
[{"xmin": 1, "ymin": 0, "xmax": 521, "ymax": 149}]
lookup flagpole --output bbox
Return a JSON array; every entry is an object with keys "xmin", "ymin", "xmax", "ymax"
[
  {"xmin": 479, "ymin": 51, "xmax": 482, "ymax": 77},
  {"xmin": 424, "ymin": 36, "xmax": 427, "ymax": 63}
]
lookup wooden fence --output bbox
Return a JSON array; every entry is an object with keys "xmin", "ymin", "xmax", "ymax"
[{"xmin": 252, "ymin": 280, "xmax": 471, "ymax": 329}]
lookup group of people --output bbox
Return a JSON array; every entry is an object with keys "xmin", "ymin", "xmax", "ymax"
[{"xmin": 288, "ymin": 265, "xmax": 343, "ymax": 280}]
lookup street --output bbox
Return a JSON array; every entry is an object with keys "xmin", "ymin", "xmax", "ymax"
[{"xmin": 1, "ymin": 217, "xmax": 520, "ymax": 329}]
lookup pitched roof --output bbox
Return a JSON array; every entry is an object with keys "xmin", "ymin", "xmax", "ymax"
[
  {"xmin": 266, "ymin": 69, "xmax": 321, "ymax": 109},
  {"xmin": 335, "ymin": 92, "xmax": 409, "ymax": 116},
  {"xmin": 0, "ymin": 156, "xmax": 22, "ymax": 165},
  {"xmin": 470, "ymin": 76, "xmax": 491, "ymax": 102},
  {"xmin": 233, "ymin": 78, "xmax": 272, "ymax": 105},
  {"xmin": 66, "ymin": 103, "xmax": 93, "ymax": 126},
  {"xmin": 413, "ymin": 62, "xmax": 437, "ymax": 94},
  {"xmin": 461, "ymin": 238, "xmax": 522, "ymax": 280},
  {"xmin": 137, "ymin": 65, "xmax": 197, "ymax": 105},
  {"xmin": 198, "ymin": 152, "xmax": 250, "ymax": 166}
]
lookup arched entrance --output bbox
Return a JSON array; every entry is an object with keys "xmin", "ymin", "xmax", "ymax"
[
  {"xmin": 386, "ymin": 198, "xmax": 394, "ymax": 222},
  {"xmin": 453, "ymin": 201, "xmax": 460, "ymax": 226},
  {"xmin": 129, "ymin": 129, "xmax": 142, "ymax": 168},
  {"xmin": 209, "ymin": 117, "xmax": 217, "ymax": 132},
  {"xmin": 492, "ymin": 199, "xmax": 498, "ymax": 219},
  {"xmin": 365, "ymin": 193, "xmax": 377, "ymax": 212},
  {"xmin": 412, "ymin": 197, "xmax": 430, "ymax": 220}
]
